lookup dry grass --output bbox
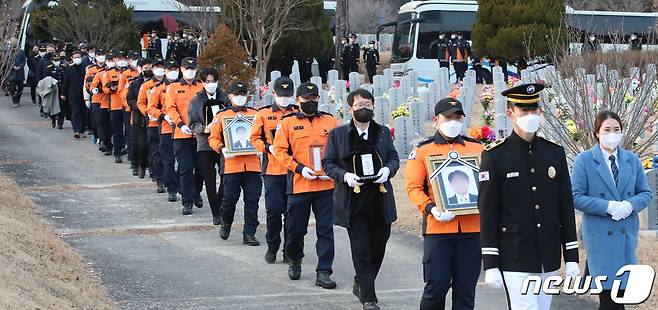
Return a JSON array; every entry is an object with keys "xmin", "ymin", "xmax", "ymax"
[{"xmin": 0, "ymin": 175, "xmax": 115, "ymax": 310}]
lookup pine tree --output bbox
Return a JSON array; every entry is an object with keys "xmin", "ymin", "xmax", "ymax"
[
  {"xmin": 472, "ymin": 0, "xmax": 566, "ymax": 64},
  {"xmin": 198, "ymin": 24, "xmax": 255, "ymax": 91}
]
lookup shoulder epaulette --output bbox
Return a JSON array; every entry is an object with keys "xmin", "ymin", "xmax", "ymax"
[
  {"xmin": 258, "ymin": 105, "xmax": 272, "ymax": 111},
  {"xmin": 484, "ymin": 138, "xmax": 506, "ymax": 151},
  {"xmin": 462, "ymin": 135, "xmax": 480, "ymax": 144},
  {"xmin": 417, "ymin": 137, "xmax": 434, "ymax": 147},
  {"xmin": 46, "ymin": 64, "xmax": 53, "ymax": 68}
]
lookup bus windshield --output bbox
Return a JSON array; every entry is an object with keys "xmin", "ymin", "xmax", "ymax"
[
  {"xmin": 392, "ymin": 19, "xmax": 416, "ymax": 63},
  {"xmin": 416, "ymin": 10, "xmax": 476, "ymax": 59}
]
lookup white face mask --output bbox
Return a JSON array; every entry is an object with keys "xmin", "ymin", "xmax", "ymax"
[
  {"xmin": 183, "ymin": 69, "xmax": 197, "ymax": 79},
  {"xmin": 439, "ymin": 35, "xmax": 445, "ymax": 40},
  {"xmin": 232, "ymin": 95, "xmax": 247, "ymax": 106},
  {"xmin": 439, "ymin": 120, "xmax": 463, "ymax": 138},
  {"xmin": 72, "ymin": 58, "xmax": 82, "ymax": 65},
  {"xmin": 451, "ymin": 35, "xmax": 457, "ymax": 39},
  {"xmin": 96, "ymin": 55, "xmax": 105, "ymax": 63},
  {"xmin": 153, "ymin": 68, "xmax": 166, "ymax": 77},
  {"xmin": 116, "ymin": 60, "xmax": 128, "ymax": 67},
  {"xmin": 106, "ymin": 61, "xmax": 115, "ymax": 68},
  {"xmin": 53, "ymin": 61, "xmax": 60, "ymax": 67},
  {"xmin": 275, "ymin": 96, "xmax": 293, "ymax": 107},
  {"xmin": 204, "ymin": 82, "xmax": 218, "ymax": 94},
  {"xmin": 590, "ymin": 36, "xmax": 596, "ymax": 42},
  {"xmin": 88, "ymin": 52, "xmax": 95, "ymax": 58},
  {"xmin": 515, "ymin": 114, "xmax": 541, "ymax": 134},
  {"xmin": 600, "ymin": 132, "xmax": 623, "ymax": 150},
  {"xmin": 166, "ymin": 70, "xmax": 179, "ymax": 81},
  {"xmin": 130, "ymin": 60, "xmax": 139, "ymax": 68}
]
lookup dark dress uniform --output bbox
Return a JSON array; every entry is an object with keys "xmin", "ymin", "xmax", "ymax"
[
  {"xmin": 62, "ymin": 60, "xmax": 88, "ymax": 134},
  {"xmin": 362, "ymin": 43, "xmax": 379, "ymax": 84},
  {"xmin": 44, "ymin": 59, "xmax": 67, "ymax": 128},
  {"xmin": 478, "ymin": 83, "xmax": 579, "ymax": 310}
]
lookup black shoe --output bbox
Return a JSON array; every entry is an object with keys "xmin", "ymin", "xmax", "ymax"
[
  {"xmin": 149, "ymin": 169, "xmax": 153, "ymax": 178},
  {"xmin": 353, "ymin": 281, "xmax": 362, "ymax": 301},
  {"xmin": 219, "ymin": 224, "xmax": 231, "ymax": 240},
  {"xmin": 288, "ymin": 261, "xmax": 302, "ymax": 280},
  {"xmin": 168, "ymin": 192, "xmax": 178, "ymax": 202},
  {"xmin": 315, "ymin": 271, "xmax": 337, "ymax": 289},
  {"xmin": 282, "ymin": 252, "xmax": 291, "ymax": 264},
  {"xmin": 243, "ymin": 234, "xmax": 260, "ymax": 246},
  {"xmin": 115, "ymin": 156, "xmax": 123, "ymax": 163},
  {"xmin": 99, "ymin": 145, "xmax": 106, "ymax": 152},
  {"xmin": 265, "ymin": 247, "xmax": 277, "ymax": 263},
  {"xmin": 156, "ymin": 182, "xmax": 166, "ymax": 193},
  {"xmin": 51, "ymin": 119, "xmax": 56, "ymax": 128},
  {"xmin": 138, "ymin": 167, "xmax": 146, "ymax": 179},
  {"xmin": 74, "ymin": 133, "xmax": 80, "ymax": 139},
  {"xmin": 182, "ymin": 204, "xmax": 193, "ymax": 215},
  {"xmin": 362, "ymin": 302, "xmax": 380, "ymax": 310},
  {"xmin": 57, "ymin": 125, "xmax": 63, "ymax": 130},
  {"xmin": 104, "ymin": 150, "xmax": 113, "ymax": 156},
  {"xmin": 121, "ymin": 148, "xmax": 128, "ymax": 156},
  {"xmin": 193, "ymin": 196, "xmax": 203, "ymax": 208},
  {"xmin": 132, "ymin": 166, "xmax": 138, "ymax": 176},
  {"xmin": 212, "ymin": 215, "xmax": 222, "ymax": 225}
]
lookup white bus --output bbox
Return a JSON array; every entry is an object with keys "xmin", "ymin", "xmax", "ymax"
[{"xmin": 382, "ymin": 0, "xmax": 658, "ymax": 83}]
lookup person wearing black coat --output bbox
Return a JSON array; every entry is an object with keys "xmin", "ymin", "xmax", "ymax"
[
  {"xmin": 27, "ymin": 45, "xmax": 42, "ymax": 105},
  {"xmin": 8, "ymin": 49, "xmax": 27, "ymax": 107},
  {"xmin": 126, "ymin": 58, "xmax": 155, "ymax": 178},
  {"xmin": 62, "ymin": 50, "xmax": 88, "ymax": 137},
  {"xmin": 322, "ymin": 89, "xmax": 399, "ymax": 310}
]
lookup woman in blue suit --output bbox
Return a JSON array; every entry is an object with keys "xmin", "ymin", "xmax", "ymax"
[{"xmin": 571, "ymin": 110, "xmax": 652, "ymax": 310}]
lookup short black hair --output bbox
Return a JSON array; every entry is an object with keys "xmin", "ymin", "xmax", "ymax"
[
  {"xmin": 347, "ymin": 89, "xmax": 375, "ymax": 107},
  {"xmin": 448, "ymin": 170, "xmax": 469, "ymax": 183},
  {"xmin": 200, "ymin": 67, "xmax": 219, "ymax": 82}
]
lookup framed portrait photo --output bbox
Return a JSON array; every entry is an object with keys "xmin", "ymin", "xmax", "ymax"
[
  {"xmin": 222, "ymin": 114, "xmax": 258, "ymax": 155},
  {"xmin": 426, "ymin": 150, "xmax": 480, "ymax": 215}
]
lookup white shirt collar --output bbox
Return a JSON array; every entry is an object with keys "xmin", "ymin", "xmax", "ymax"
[
  {"xmin": 600, "ymin": 145, "xmax": 618, "ymax": 160},
  {"xmin": 356, "ymin": 123, "xmax": 370, "ymax": 139},
  {"xmin": 207, "ymin": 92, "xmax": 216, "ymax": 100}
]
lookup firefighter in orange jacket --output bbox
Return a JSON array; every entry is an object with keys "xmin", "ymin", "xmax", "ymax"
[
  {"xmin": 147, "ymin": 59, "xmax": 180, "ymax": 202},
  {"xmin": 139, "ymin": 58, "xmax": 166, "ymax": 193},
  {"xmin": 89, "ymin": 49, "xmax": 113, "ymax": 156},
  {"xmin": 250, "ymin": 76, "xmax": 298, "ymax": 262},
  {"xmin": 165, "ymin": 57, "xmax": 204, "ymax": 215},
  {"xmin": 102, "ymin": 50, "xmax": 125, "ymax": 163},
  {"xmin": 272, "ymin": 82, "xmax": 338, "ymax": 289},
  {"xmin": 208, "ymin": 81, "xmax": 262, "ymax": 246},
  {"xmin": 405, "ymin": 98, "xmax": 482, "ymax": 310}
]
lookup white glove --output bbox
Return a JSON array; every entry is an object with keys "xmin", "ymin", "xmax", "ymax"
[
  {"xmin": 92, "ymin": 88, "xmax": 99, "ymax": 94},
  {"xmin": 268, "ymin": 145, "xmax": 274, "ymax": 154},
  {"xmin": 612, "ymin": 201, "xmax": 633, "ymax": 221},
  {"xmin": 344, "ymin": 172, "xmax": 363, "ymax": 187},
  {"xmin": 301, "ymin": 167, "xmax": 318, "ymax": 180},
  {"xmin": 607, "ymin": 201, "xmax": 620, "ymax": 216},
  {"xmin": 484, "ymin": 268, "xmax": 504, "ymax": 289},
  {"xmin": 85, "ymin": 100, "xmax": 91, "ymax": 109},
  {"xmin": 373, "ymin": 167, "xmax": 390, "ymax": 184},
  {"xmin": 148, "ymin": 114, "xmax": 158, "ymax": 122},
  {"xmin": 565, "ymin": 262, "xmax": 580, "ymax": 278},
  {"xmin": 431, "ymin": 207, "xmax": 455, "ymax": 222},
  {"xmin": 164, "ymin": 114, "xmax": 174, "ymax": 125},
  {"xmin": 180, "ymin": 124, "xmax": 193, "ymax": 135},
  {"xmin": 318, "ymin": 175, "xmax": 331, "ymax": 181},
  {"xmin": 221, "ymin": 147, "xmax": 235, "ymax": 159}
]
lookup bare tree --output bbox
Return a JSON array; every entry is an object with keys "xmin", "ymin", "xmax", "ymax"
[
  {"xmin": 219, "ymin": 0, "xmax": 315, "ymax": 83},
  {"xmin": 0, "ymin": 0, "xmax": 22, "ymax": 86},
  {"xmin": 169, "ymin": 0, "xmax": 220, "ymax": 53},
  {"xmin": 567, "ymin": 0, "xmax": 651, "ymax": 11},
  {"xmin": 334, "ymin": 0, "xmax": 349, "ymax": 74},
  {"xmin": 348, "ymin": 0, "xmax": 396, "ymax": 33}
]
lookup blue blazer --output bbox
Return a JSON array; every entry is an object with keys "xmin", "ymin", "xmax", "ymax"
[{"xmin": 571, "ymin": 145, "xmax": 652, "ymax": 289}]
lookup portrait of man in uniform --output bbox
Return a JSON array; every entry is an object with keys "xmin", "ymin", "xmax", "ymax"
[
  {"xmin": 222, "ymin": 115, "xmax": 257, "ymax": 155},
  {"xmin": 231, "ymin": 125, "xmax": 252, "ymax": 150},
  {"xmin": 444, "ymin": 169, "xmax": 478, "ymax": 205},
  {"xmin": 426, "ymin": 153, "xmax": 480, "ymax": 215}
]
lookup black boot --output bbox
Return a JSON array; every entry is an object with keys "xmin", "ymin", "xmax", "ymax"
[
  {"xmin": 104, "ymin": 149, "xmax": 113, "ymax": 156},
  {"xmin": 212, "ymin": 215, "xmax": 222, "ymax": 225},
  {"xmin": 282, "ymin": 252, "xmax": 291, "ymax": 264},
  {"xmin": 219, "ymin": 223, "xmax": 231, "ymax": 240},
  {"xmin": 193, "ymin": 195, "xmax": 203, "ymax": 208},
  {"xmin": 243, "ymin": 234, "xmax": 260, "ymax": 246},
  {"xmin": 315, "ymin": 271, "xmax": 337, "ymax": 289},
  {"xmin": 353, "ymin": 280, "xmax": 361, "ymax": 301},
  {"xmin": 288, "ymin": 260, "xmax": 302, "ymax": 280},
  {"xmin": 132, "ymin": 166, "xmax": 139, "ymax": 176},
  {"xmin": 156, "ymin": 182, "xmax": 166, "ymax": 193},
  {"xmin": 362, "ymin": 302, "xmax": 380, "ymax": 310},
  {"xmin": 115, "ymin": 156, "xmax": 123, "ymax": 163},
  {"xmin": 182, "ymin": 204, "xmax": 193, "ymax": 215},
  {"xmin": 138, "ymin": 167, "xmax": 146, "ymax": 179},
  {"xmin": 168, "ymin": 192, "xmax": 178, "ymax": 202},
  {"xmin": 264, "ymin": 247, "xmax": 277, "ymax": 263}
]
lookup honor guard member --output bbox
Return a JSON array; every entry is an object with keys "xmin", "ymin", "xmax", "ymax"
[
  {"xmin": 208, "ymin": 81, "xmax": 262, "ymax": 245},
  {"xmin": 362, "ymin": 41, "xmax": 379, "ymax": 84},
  {"xmin": 478, "ymin": 83, "xmax": 580, "ymax": 310},
  {"xmin": 272, "ymin": 82, "xmax": 338, "ymax": 289},
  {"xmin": 187, "ymin": 67, "xmax": 230, "ymax": 226},
  {"xmin": 451, "ymin": 32, "xmax": 470, "ymax": 82},
  {"xmin": 62, "ymin": 50, "xmax": 88, "ymax": 138},
  {"xmin": 139, "ymin": 58, "xmax": 167, "ymax": 192},
  {"xmin": 437, "ymin": 33, "xmax": 450, "ymax": 69},
  {"xmin": 250, "ymin": 76, "xmax": 299, "ymax": 263},
  {"xmin": 126, "ymin": 58, "xmax": 153, "ymax": 179},
  {"xmin": 28, "ymin": 44, "xmax": 45, "ymax": 106},
  {"xmin": 406, "ymin": 98, "xmax": 483, "ymax": 310},
  {"xmin": 323, "ymin": 89, "xmax": 400, "ymax": 310},
  {"xmin": 44, "ymin": 53, "xmax": 66, "ymax": 129},
  {"xmin": 147, "ymin": 59, "xmax": 180, "ymax": 202},
  {"xmin": 165, "ymin": 57, "xmax": 204, "ymax": 215},
  {"xmin": 86, "ymin": 48, "xmax": 109, "ymax": 153},
  {"xmin": 102, "ymin": 50, "xmax": 125, "ymax": 163},
  {"xmin": 147, "ymin": 31, "xmax": 162, "ymax": 59}
]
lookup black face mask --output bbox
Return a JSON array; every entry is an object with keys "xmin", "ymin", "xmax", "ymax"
[
  {"xmin": 300, "ymin": 100, "xmax": 318, "ymax": 115},
  {"xmin": 143, "ymin": 70, "xmax": 154, "ymax": 79},
  {"xmin": 353, "ymin": 108, "xmax": 374, "ymax": 123}
]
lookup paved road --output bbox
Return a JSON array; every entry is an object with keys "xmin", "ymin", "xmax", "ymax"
[{"xmin": 0, "ymin": 95, "xmax": 596, "ymax": 309}]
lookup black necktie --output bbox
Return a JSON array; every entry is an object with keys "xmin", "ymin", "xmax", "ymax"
[
  {"xmin": 360, "ymin": 132, "xmax": 366, "ymax": 140},
  {"xmin": 609, "ymin": 155, "xmax": 618, "ymax": 184}
]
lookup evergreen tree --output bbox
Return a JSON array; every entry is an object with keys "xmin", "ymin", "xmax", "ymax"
[
  {"xmin": 472, "ymin": 0, "xmax": 566, "ymax": 64},
  {"xmin": 198, "ymin": 24, "xmax": 255, "ymax": 91}
]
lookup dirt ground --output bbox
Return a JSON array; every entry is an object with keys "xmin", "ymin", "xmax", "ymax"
[{"xmin": 0, "ymin": 175, "xmax": 115, "ymax": 309}]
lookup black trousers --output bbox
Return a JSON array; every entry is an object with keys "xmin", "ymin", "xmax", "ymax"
[
  {"xmin": 110, "ymin": 110, "xmax": 125, "ymax": 156},
  {"xmin": 264, "ymin": 175, "xmax": 287, "ymax": 250},
  {"xmin": 69, "ymin": 99, "xmax": 86, "ymax": 133},
  {"xmin": 286, "ymin": 190, "xmax": 334, "ymax": 273},
  {"xmin": 439, "ymin": 60, "xmax": 450, "ymax": 69},
  {"xmin": 599, "ymin": 290, "xmax": 625, "ymax": 310},
  {"xmin": 29, "ymin": 79, "xmax": 36, "ymax": 103},
  {"xmin": 221, "ymin": 172, "xmax": 262, "ymax": 235},
  {"xmin": 131, "ymin": 124, "xmax": 149, "ymax": 168},
  {"xmin": 420, "ymin": 232, "xmax": 481, "ymax": 310},
  {"xmin": 9, "ymin": 80, "xmax": 23, "ymax": 104},
  {"xmin": 95, "ymin": 106, "xmax": 112, "ymax": 149},
  {"xmin": 147, "ymin": 127, "xmax": 162, "ymax": 182},
  {"xmin": 347, "ymin": 186, "xmax": 390, "ymax": 304},
  {"xmin": 198, "ymin": 150, "xmax": 223, "ymax": 217},
  {"xmin": 453, "ymin": 61, "xmax": 468, "ymax": 81},
  {"xmin": 366, "ymin": 65, "xmax": 377, "ymax": 84}
]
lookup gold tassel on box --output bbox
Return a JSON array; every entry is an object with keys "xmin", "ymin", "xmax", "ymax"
[{"xmin": 353, "ymin": 184, "xmax": 387, "ymax": 194}]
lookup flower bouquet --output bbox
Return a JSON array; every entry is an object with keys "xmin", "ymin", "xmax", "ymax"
[
  {"xmin": 468, "ymin": 125, "xmax": 496, "ymax": 145},
  {"xmin": 391, "ymin": 104, "xmax": 410, "ymax": 119}
]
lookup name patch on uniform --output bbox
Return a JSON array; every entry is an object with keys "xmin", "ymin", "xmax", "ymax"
[
  {"xmin": 267, "ymin": 116, "xmax": 278, "ymax": 120},
  {"xmin": 506, "ymin": 172, "xmax": 519, "ymax": 178},
  {"xmin": 177, "ymin": 90, "xmax": 186, "ymax": 93},
  {"xmin": 479, "ymin": 171, "xmax": 489, "ymax": 181},
  {"xmin": 293, "ymin": 125, "xmax": 304, "ymax": 130}
]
